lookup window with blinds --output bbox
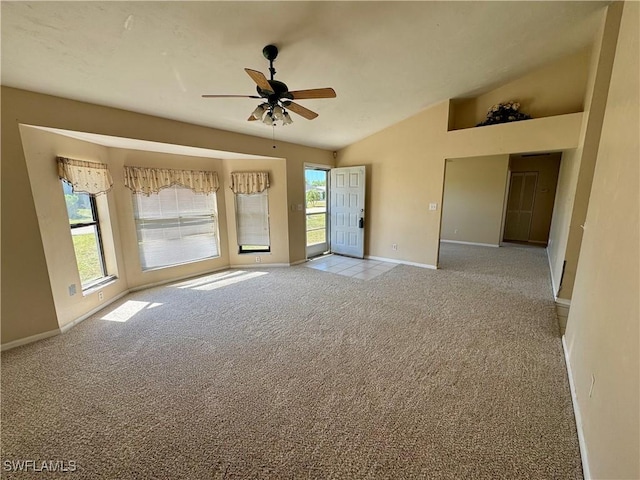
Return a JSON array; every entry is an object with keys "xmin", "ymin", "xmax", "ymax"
[
  {"xmin": 132, "ymin": 186, "xmax": 220, "ymax": 269},
  {"xmin": 235, "ymin": 191, "xmax": 270, "ymax": 253}
]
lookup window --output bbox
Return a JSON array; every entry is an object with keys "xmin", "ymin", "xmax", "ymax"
[
  {"xmin": 236, "ymin": 191, "xmax": 270, "ymax": 253},
  {"xmin": 62, "ymin": 181, "xmax": 107, "ymax": 288},
  {"xmin": 132, "ymin": 186, "xmax": 219, "ymax": 270}
]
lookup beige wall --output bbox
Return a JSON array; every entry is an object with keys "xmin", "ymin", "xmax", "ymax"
[
  {"xmin": 564, "ymin": 2, "xmax": 639, "ymax": 478},
  {"xmin": 441, "ymin": 155, "xmax": 509, "ymax": 246},
  {"xmin": 452, "ymin": 48, "xmax": 591, "ymax": 130},
  {"xmin": 547, "ymin": 148, "xmax": 582, "ymax": 296},
  {"xmin": 509, "ymin": 153, "xmax": 561, "ymax": 244},
  {"xmin": 547, "ymin": 3, "xmax": 622, "ymax": 300},
  {"xmin": 337, "ymin": 102, "xmax": 582, "ymax": 268},
  {"xmin": 19, "ymin": 126, "xmax": 129, "ymax": 331},
  {"xmin": 1, "ymin": 87, "xmax": 332, "ymax": 345}
]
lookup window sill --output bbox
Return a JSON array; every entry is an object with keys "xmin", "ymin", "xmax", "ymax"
[
  {"xmin": 140, "ymin": 255, "xmax": 221, "ymax": 273},
  {"xmin": 82, "ymin": 275, "xmax": 118, "ymax": 295}
]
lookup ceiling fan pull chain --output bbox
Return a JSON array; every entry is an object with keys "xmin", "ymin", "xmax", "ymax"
[{"xmin": 272, "ymin": 125, "xmax": 276, "ymax": 149}]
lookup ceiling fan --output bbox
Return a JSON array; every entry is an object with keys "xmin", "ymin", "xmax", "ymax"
[{"xmin": 202, "ymin": 44, "xmax": 336, "ymax": 126}]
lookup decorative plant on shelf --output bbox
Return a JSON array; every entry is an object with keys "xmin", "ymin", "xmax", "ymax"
[{"xmin": 477, "ymin": 101, "xmax": 531, "ymax": 126}]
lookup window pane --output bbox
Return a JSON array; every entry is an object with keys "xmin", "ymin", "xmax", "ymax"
[
  {"xmin": 71, "ymin": 225, "xmax": 104, "ymax": 285},
  {"xmin": 62, "ymin": 182, "xmax": 95, "ymax": 225},
  {"xmin": 306, "ymin": 213, "xmax": 326, "ymax": 245},
  {"xmin": 133, "ymin": 186, "xmax": 219, "ymax": 270}
]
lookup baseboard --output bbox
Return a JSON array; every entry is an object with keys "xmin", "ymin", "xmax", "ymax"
[
  {"xmin": 59, "ymin": 290, "xmax": 130, "ymax": 333},
  {"xmin": 562, "ymin": 336, "xmax": 591, "ymax": 479},
  {"xmin": 1, "ymin": 328, "xmax": 60, "ymax": 352},
  {"xmin": 229, "ymin": 263, "xmax": 291, "ymax": 269},
  {"xmin": 546, "ymin": 246, "xmax": 560, "ymax": 297},
  {"xmin": 290, "ymin": 259, "xmax": 307, "ymax": 266},
  {"xmin": 3, "ymin": 267, "xmax": 243, "ymax": 350},
  {"xmin": 365, "ymin": 255, "xmax": 437, "ymax": 270},
  {"xmin": 440, "ymin": 239, "xmax": 499, "ymax": 248}
]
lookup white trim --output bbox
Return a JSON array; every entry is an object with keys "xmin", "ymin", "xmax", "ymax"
[
  {"xmin": 289, "ymin": 259, "xmax": 307, "ymax": 266},
  {"xmin": 304, "ymin": 162, "xmax": 333, "ymax": 170},
  {"xmin": 556, "ymin": 297, "xmax": 571, "ymax": 308},
  {"xmin": 229, "ymin": 262, "xmax": 291, "ymax": 269},
  {"xmin": 59, "ymin": 290, "xmax": 130, "ymax": 333},
  {"xmin": 1, "ymin": 328, "xmax": 60, "ymax": 352},
  {"xmin": 365, "ymin": 255, "xmax": 437, "ymax": 270},
  {"xmin": 547, "ymin": 246, "xmax": 560, "ymax": 297},
  {"xmin": 440, "ymin": 239, "xmax": 499, "ymax": 248},
  {"xmin": 562, "ymin": 336, "xmax": 591, "ymax": 479}
]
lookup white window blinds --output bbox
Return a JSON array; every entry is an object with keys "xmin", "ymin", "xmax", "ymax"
[
  {"xmin": 235, "ymin": 192, "xmax": 270, "ymax": 247},
  {"xmin": 132, "ymin": 186, "xmax": 219, "ymax": 269}
]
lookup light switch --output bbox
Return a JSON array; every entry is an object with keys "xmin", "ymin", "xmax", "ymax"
[
  {"xmin": 429, "ymin": 203, "xmax": 438, "ymax": 211},
  {"xmin": 297, "ymin": 204, "xmax": 303, "ymax": 211}
]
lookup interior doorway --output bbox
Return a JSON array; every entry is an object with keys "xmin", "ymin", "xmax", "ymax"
[{"xmin": 305, "ymin": 166, "xmax": 329, "ymax": 258}]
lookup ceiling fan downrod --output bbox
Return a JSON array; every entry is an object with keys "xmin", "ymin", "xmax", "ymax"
[{"xmin": 262, "ymin": 44, "xmax": 278, "ymax": 81}]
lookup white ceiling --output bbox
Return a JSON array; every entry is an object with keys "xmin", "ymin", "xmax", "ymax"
[{"xmin": 2, "ymin": 1, "xmax": 608, "ymax": 150}]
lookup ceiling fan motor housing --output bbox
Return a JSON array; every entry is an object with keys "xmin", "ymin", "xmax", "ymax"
[{"xmin": 257, "ymin": 80, "xmax": 293, "ymax": 105}]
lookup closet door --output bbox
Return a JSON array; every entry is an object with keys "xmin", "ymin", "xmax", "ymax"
[{"xmin": 504, "ymin": 172, "xmax": 538, "ymax": 242}]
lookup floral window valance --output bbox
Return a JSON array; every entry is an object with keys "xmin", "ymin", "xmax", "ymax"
[
  {"xmin": 124, "ymin": 166, "xmax": 220, "ymax": 196},
  {"xmin": 230, "ymin": 172, "xmax": 270, "ymax": 194},
  {"xmin": 57, "ymin": 157, "xmax": 114, "ymax": 195}
]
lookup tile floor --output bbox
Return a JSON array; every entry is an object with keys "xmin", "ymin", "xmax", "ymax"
[{"xmin": 304, "ymin": 254, "xmax": 397, "ymax": 280}]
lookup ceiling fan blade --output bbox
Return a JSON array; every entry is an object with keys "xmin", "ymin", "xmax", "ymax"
[
  {"xmin": 287, "ymin": 102, "xmax": 319, "ymax": 120},
  {"xmin": 202, "ymin": 94, "xmax": 262, "ymax": 98},
  {"xmin": 289, "ymin": 88, "xmax": 337, "ymax": 100},
  {"xmin": 244, "ymin": 68, "xmax": 273, "ymax": 93}
]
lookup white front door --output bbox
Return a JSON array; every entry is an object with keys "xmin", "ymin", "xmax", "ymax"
[{"xmin": 330, "ymin": 166, "xmax": 366, "ymax": 258}]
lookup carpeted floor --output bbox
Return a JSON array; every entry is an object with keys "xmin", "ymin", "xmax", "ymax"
[{"xmin": 1, "ymin": 243, "xmax": 582, "ymax": 479}]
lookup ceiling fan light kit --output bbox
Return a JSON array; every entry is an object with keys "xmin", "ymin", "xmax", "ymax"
[{"xmin": 202, "ymin": 44, "xmax": 336, "ymax": 127}]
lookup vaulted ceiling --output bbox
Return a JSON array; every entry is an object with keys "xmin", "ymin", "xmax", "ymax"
[{"xmin": 1, "ymin": 1, "xmax": 608, "ymax": 150}]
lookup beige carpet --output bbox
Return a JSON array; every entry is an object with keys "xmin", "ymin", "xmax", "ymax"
[{"xmin": 1, "ymin": 243, "xmax": 582, "ymax": 479}]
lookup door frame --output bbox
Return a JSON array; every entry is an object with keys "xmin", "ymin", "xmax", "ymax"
[
  {"xmin": 499, "ymin": 167, "xmax": 512, "ymax": 246},
  {"xmin": 304, "ymin": 163, "xmax": 331, "ymax": 259}
]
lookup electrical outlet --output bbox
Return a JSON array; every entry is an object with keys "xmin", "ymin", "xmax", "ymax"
[
  {"xmin": 255, "ymin": 256, "xmax": 261, "ymax": 263},
  {"xmin": 98, "ymin": 291, "xmax": 104, "ymax": 301},
  {"xmin": 454, "ymin": 229, "xmax": 458, "ymax": 235},
  {"xmin": 392, "ymin": 243, "xmax": 398, "ymax": 251},
  {"xmin": 429, "ymin": 203, "xmax": 438, "ymax": 211}
]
